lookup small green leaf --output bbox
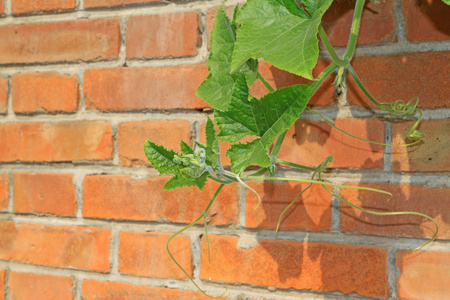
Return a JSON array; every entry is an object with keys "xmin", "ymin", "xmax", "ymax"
[
  {"xmin": 144, "ymin": 140, "xmax": 179, "ymax": 175},
  {"xmin": 180, "ymin": 140, "xmax": 194, "ymax": 155},
  {"xmin": 163, "ymin": 173, "xmax": 209, "ymax": 191},
  {"xmin": 205, "ymin": 117, "xmax": 220, "ymax": 169}
]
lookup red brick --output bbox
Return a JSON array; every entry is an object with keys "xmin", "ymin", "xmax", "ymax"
[
  {"xmin": 83, "ymin": 175, "xmax": 238, "ymax": 225},
  {"xmin": 321, "ymin": 0, "xmax": 395, "ymax": 47},
  {"xmin": 0, "ymin": 270, "xmax": 5, "ymax": 300},
  {"xmin": 82, "ymin": 280, "xmax": 230, "ymax": 300},
  {"xmin": 403, "ymin": 0, "xmax": 450, "ymax": 42},
  {"xmin": 127, "ymin": 12, "xmax": 200, "ymax": 59},
  {"xmin": 13, "ymin": 172, "xmax": 77, "ymax": 216},
  {"xmin": 9, "ymin": 272, "xmax": 74, "ymax": 300},
  {"xmin": 277, "ymin": 118, "xmax": 384, "ymax": 169},
  {"xmin": 0, "ymin": 220, "xmax": 110, "ymax": 272},
  {"xmin": 0, "ymin": 19, "xmax": 120, "ymax": 64},
  {"xmin": 0, "ymin": 2, "xmax": 4, "ymax": 15},
  {"xmin": 0, "ymin": 121, "xmax": 113, "ymax": 162},
  {"xmin": 0, "ymin": 174, "xmax": 8, "ymax": 210},
  {"xmin": 84, "ymin": 65, "xmax": 209, "ymax": 111},
  {"xmin": 118, "ymin": 120, "xmax": 191, "ymax": 166},
  {"xmin": 245, "ymin": 181, "xmax": 332, "ymax": 231},
  {"xmin": 392, "ymin": 119, "xmax": 450, "ymax": 172},
  {"xmin": 348, "ymin": 52, "xmax": 450, "ymax": 109},
  {"xmin": 397, "ymin": 251, "xmax": 450, "ymax": 299},
  {"xmin": 201, "ymin": 236, "xmax": 388, "ymax": 297},
  {"xmin": 341, "ymin": 183, "xmax": 449, "ymax": 239},
  {"xmin": 251, "ymin": 60, "xmax": 335, "ymax": 106},
  {"xmin": 12, "ymin": 0, "xmax": 76, "ymax": 14},
  {"xmin": 119, "ymin": 231, "xmax": 192, "ymax": 279},
  {"xmin": 12, "ymin": 72, "xmax": 79, "ymax": 113},
  {"xmin": 85, "ymin": 0, "xmax": 158, "ymax": 8},
  {"xmin": 0, "ymin": 76, "xmax": 6, "ymax": 114}
]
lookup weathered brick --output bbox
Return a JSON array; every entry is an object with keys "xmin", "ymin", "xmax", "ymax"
[
  {"xmin": 392, "ymin": 119, "xmax": 450, "ymax": 172},
  {"xmin": 12, "ymin": 0, "xmax": 76, "ymax": 15},
  {"xmin": 0, "ymin": 270, "xmax": 5, "ymax": 300},
  {"xmin": 0, "ymin": 220, "xmax": 110, "ymax": 272},
  {"xmin": 245, "ymin": 181, "xmax": 332, "ymax": 231},
  {"xmin": 341, "ymin": 183, "xmax": 449, "ymax": 239},
  {"xmin": 0, "ymin": 76, "xmax": 7, "ymax": 114},
  {"xmin": 322, "ymin": 0, "xmax": 395, "ymax": 47},
  {"xmin": 397, "ymin": 251, "xmax": 450, "ymax": 299},
  {"xmin": 0, "ymin": 19, "xmax": 120, "ymax": 64},
  {"xmin": 13, "ymin": 172, "xmax": 77, "ymax": 216},
  {"xmin": 0, "ymin": 174, "xmax": 8, "ymax": 210},
  {"xmin": 83, "ymin": 175, "xmax": 238, "ymax": 225},
  {"xmin": 277, "ymin": 118, "xmax": 384, "ymax": 169},
  {"xmin": 201, "ymin": 236, "xmax": 388, "ymax": 297},
  {"xmin": 12, "ymin": 72, "xmax": 79, "ymax": 113},
  {"xmin": 84, "ymin": 65, "xmax": 208, "ymax": 111},
  {"xmin": 403, "ymin": 0, "xmax": 450, "ymax": 42},
  {"xmin": 119, "ymin": 231, "xmax": 192, "ymax": 279},
  {"xmin": 0, "ymin": 121, "xmax": 113, "ymax": 162},
  {"xmin": 9, "ymin": 272, "xmax": 74, "ymax": 300},
  {"xmin": 127, "ymin": 12, "xmax": 200, "ymax": 59},
  {"xmin": 348, "ymin": 52, "xmax": 450, "ymax": 109},
  {"xmin": 82, "ymin": 280, "xmax": 230, "ymax": 300},
  {"xmin": 85, "ymin": 0, "xmax": 158, "ymax": 8},
  {"xmin": 118, "ymin": 120, "xmax": 191, "ymax": 166}
]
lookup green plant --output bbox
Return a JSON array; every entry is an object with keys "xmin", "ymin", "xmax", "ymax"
[{"xmin": 144, "ymin": 0, "xmax": 444, "ymax": 297}]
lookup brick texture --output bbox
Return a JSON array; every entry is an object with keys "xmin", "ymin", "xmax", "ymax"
[
  {"xmin": 0, "ymin": 270, "xmax": 5, "ymax": 300},
  {"xmin": 84, "ymin": 65, "xmax": 209, "ymax": 111},
  {"xmin": 127, "ymin": 12, "xmax": 200, "ymax": 59},
  {"xmin": 348, "ymin": 51, "xmax": 450, "ymax": 109},
  {"xmin": 13, "ymin": 172, "xmax": 77, "ymax": 216},
  {"xmin": 0, "ymin": 2, "xmax": 4, "ymax": 15},
  {"xmin": 397, "ymin": 251, "xmax": 450, "ymax": 300},
  {"xmin": 0, "ymin": 121, "xmax": 113, "ymax": 162},
  {"xmin": 119, "ymin": 232, "xmax": 192, "ymax": 279},
  {"xmin": 0, "ymin": 220, "xmax": 110, "ymax": 272},
  {"xmin": 12, "ymin": 0, "xmax": 76, "ymax": 15},
  {"xmin": 118, "ymin": 120, "xmax": 191, "ymax": 166},
  {"xmin": 0, "ymin": 174, "xmax": 8, "ymax": 210},
  {"xmin": 403, "ymin": 0, "xmax": 450, "ymax": 42},
  {"xmin": 201, "ymin": 235, "xmax": 388, "ymax": 297},
  {"xmin": 277, "ymin": 118, "xmax": 385, "ymax": 169},
  {"xmin": 392, "ymin": 119, "xmax": 450, "ymax": 172},
  {"xmin": 85, "ymin": 0, "xmax": 158, "ymax": 8},
  {"xmin": 245, "ymin": 181, "xmax": 332, "ymax": 231},
  {"xmin": 12, "ymin": 72, "xmax": 79, "ymax": 113},
  {"xmin": 83, "ymin": 175, "xmax": 238, "ymax": 225},
  {"xmin": 0, "ymin": 76, "xmax": 6, "ymax": 114},
  {"xmin": 9, "ymin": 272, "xmax": 74, "ymax": 300},
  {"xmin": 341, "ymin": 183, "xmax": 449, "ymax": 239},
  {"xmin": 0, "ymin": 19, "xmax": 120, "ymax": 64}
]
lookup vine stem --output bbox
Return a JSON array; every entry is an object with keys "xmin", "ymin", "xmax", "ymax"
[
  {"xmin": 344, "ymin": 0, "xmax": 365, "ymax": 60},
  {"xmin": 318, "ymin": 26, "xmax": 347, "ymax": 67}
]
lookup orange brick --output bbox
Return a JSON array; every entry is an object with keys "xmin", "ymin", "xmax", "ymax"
[
  {"xmin": 83, "ymin": 175, "xmax": 238, "ymax": 225},
  {"xmin": 245, "ymin": 181, "xmax": 332, "ymax": 231},
  {"xmin": 9, "ymin": 272, "xmax": 74, "ymax": 300},
  {"xmin": 201, "ymin": 236, "xmax": 388, "ymax": 297},
  {"xmin": 0, "ymin": 19, "xmax": 120, "ymax": 64},
  {"xmin": 84, "ymin": 65, "xmax": 209, "ymax": 111},
  {"xmin": 341, "ymin": 183, "xmax": 449, "ymax": 239},
  {"xmin": 12, "ymin": 72, "xmax": 79, "ymax": 113},
  {"xmin": 0, "ymin": 76, "xmax": 6, "ymax": 114},
  {"xmin": 12, "ymin": 0, "xmax": 76, "ymax": 14},
  {"xmin": 392, "ymin": 119, "xmax": 450, "ymax": 172},
  {"xmin": 127, "ymin": 12, "xmax": 200, "ymax": 59},
  {"xmin": 13, "ymin": 172, "xmax": 77, "ymax": 216},
  {"xmin": 118, "ymin": 120, "xmax": 191, "ymax": 166},
  {"xmin": 0, "ymin": 2, "xmax": 4, "ymax": 15},
  {"xmin": 0, "ymin": 121, "xmax": 113, "ymax": 162},
  {"xmin": 0, "ymin": 220, "xmax": 110, "ymax": 272},
  {"xmin": 277, "ymin": 118, "xmax": 384, "ymax": 169},
  {"xmin": 397, "ymin": 251, "xmax": 450, "ymax": 299},
  {"xmin": 0, "ymin": 174, "xmax": 8, "ymax": 210},
  {"xmin": 82, "ymin": 280, "xmax": 231, "ymax": 300},
  {"xmin": 348, "ymin": 52, "xmax": 450, "ymax": 109},
  {"xmin": 0, "ymin": 270, "xmax": 5, "ymax": 300},
  {"xmin": 119, "ymin": 232, "xmax": 192, "ymax": 279},
  {"xmin": 322, "ymin": 0, "xmax": 395, "ymax": 47},
  {"xmin": 403, "ymin": 0, "xmax": 450, "ymax": 42},
  {"xmin": 85, "ymin": 0, "xmax": 158, "ymax": 8}
]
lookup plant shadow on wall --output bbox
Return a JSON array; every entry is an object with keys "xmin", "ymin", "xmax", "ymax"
[{"xmin": 143, "ymin": 0, "xmax": 447, "ymax": 298}]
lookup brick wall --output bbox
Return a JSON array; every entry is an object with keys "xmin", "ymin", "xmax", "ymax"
[{"xmin": 0, "ymin": 0, "xmax": 449, "ymax": 299}]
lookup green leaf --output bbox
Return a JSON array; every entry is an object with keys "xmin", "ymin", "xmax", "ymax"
[
  {"xmin": 231, "ymin": 0, "xmax": 333, "ymax": 80},
  {"xmin": 163, "ymin": 173, "xmax": 209, "ymax": 191},
  {"xmin": 442, "ymin": 0, "xmax": 449, "ymax": 5},
  {"xmin": 205, "ymin": 117, "xmax": 220, "ymax": 169},
  {"xmin": 180, "ymin": 140, "xmax": 194, "ymax": 155}
]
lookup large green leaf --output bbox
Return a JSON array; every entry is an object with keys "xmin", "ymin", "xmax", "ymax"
[
  {"xmin": 215, "ymin": 75, "xmax": 311, "ymax": 172},
  {"xmin": 231, "ymin": 0, "xmax": 333, "ymax": 80}
]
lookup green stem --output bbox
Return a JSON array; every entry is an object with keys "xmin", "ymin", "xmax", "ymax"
[
  {"xmin": 257, "ymin": 72, "xmax": 275, "ymax": 93},
  {"xmin": 276, "ymin": 159, "xmax": 317, "ymax": 171},
  {"xmin": 271, "ymin": 131, "xmax": 287, "ymax": 162},
  {"xmin": 347, "ymin": 64, "xmax": 382, "ymax": 107},
  {"xmin": 318, "ymin": 26, "xmax": 347, "ymax": 67},
  {"xmin": 344, "ymin": 0, "xmax": 365, "ymax": 60},
  {"xmin": 311, "ymin": 62, "xmax": 338, "ymax": 95}
]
